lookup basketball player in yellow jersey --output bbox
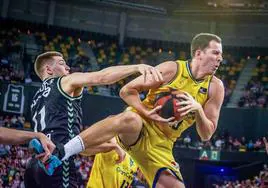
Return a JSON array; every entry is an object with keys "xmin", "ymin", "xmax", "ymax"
[
  {"xmin": 52, "ymin": 33, "xmax": 224, "ymax": 188},
  {"xmin": 116, "ymin": 33, "xmax": 225, "ymax": 187},
  {"xmin": 83, "ymin": 137, "xmax": 139, "ymax": 188},
  {"xmin": 86, "ymin": 150, "xmax": 138, "ymax": 188}
]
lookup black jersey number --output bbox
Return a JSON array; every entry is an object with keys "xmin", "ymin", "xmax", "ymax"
[
  {"xmin": 33, "ymin": 106, "xmax": 46, "ymax": 132},
  {"xmin": 120, "ymin": 180, "xmax": 129, "ymax": 188}
]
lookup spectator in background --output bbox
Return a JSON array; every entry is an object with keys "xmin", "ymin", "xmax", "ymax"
[
  {"xmin": 0, "ymin": 116, "xmax": 4, "ymax": 127},
  {"xmin": 183, "ymin": 134, "xmax": 191, "ymax": 148},
  {"xmin": 17, "ymin": 114, "xmax": 25, "ymax": 129},
  {"xmin": 263, "ymin": 137, "xmax": 268, "ymax": 155},
  {"xmin": 232, "ymin": 138, "xmax": 241, "ymax": 151},
  {"xmin": 254, "ymin": 138, "xmax": 262, "ymax": 151}
]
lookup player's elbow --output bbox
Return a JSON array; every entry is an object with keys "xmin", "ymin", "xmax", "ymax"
[
  {"xmin": 199, "ymin": 126, "xmax": 215, "ymax": 141},
  {"xmin": 200, "ymin": 134, "xmax": 212, "ymax": 142},
  {"xmin": 119, "ymin": 86, "xmax": 129, "ymax": 99}
]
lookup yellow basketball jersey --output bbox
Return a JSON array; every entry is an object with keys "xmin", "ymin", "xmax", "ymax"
[
  {"xmin": 142, "ymin": 60, "xmax": 212, "ymax": 141},
  {"xmin": 86, "ymin": 150, "xmax": 138, "ymax": 188}
]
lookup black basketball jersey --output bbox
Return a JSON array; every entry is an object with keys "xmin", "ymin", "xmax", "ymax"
[{"xmin": 31, "ymin": 77, "xmax": 82, "ymax": 144}]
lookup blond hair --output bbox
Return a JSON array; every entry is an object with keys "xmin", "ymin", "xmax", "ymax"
[
  {"xmin": 34, "ymin": 51, "xmax": 63, "ymax": 80},
  {"xmin": 191, "ymin": 33, "xmax": 222, "ymax": 58}
]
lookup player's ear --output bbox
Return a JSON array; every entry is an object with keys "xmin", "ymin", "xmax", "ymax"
[
  {"xmin": 195, "ymin": 49, "xmax": 201, "ymax": 57},
  {"xmin": 46, "ymin": 64, "xmax": 53, "ymax": 75}
]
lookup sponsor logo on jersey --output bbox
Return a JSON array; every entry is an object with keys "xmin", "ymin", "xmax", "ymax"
[{"xmin": 199, "ymin": 87, "xmax": 207, "ymax": 94}]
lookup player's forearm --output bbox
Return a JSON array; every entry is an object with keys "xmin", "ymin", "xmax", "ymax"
[
  {"xmin": 98, "ymin": 65, "xmax": 139, "ymax": 85},
  {"xmin": 120, "ymin": 87, "xmax": 147, "ymax": 115},
  {"xmin": 0, "ymin": 127, "xmax": 39, "ymax": 145},
  {"xmin": 195, "ymin": 109, "xmax": 215, "ymax": 141}
]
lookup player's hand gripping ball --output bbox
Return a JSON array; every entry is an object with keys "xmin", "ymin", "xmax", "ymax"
[{"xmin": 154, "ymin": 90, "xmax": 185, "ymax": 121}]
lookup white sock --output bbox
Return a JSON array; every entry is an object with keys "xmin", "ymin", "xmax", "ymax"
[{"xmin": 61, "ymin": 135, "xmax": 85, "ymax": 161}]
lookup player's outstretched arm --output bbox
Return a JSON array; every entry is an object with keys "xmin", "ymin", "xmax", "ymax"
[
  {"xmin": 119, "ymin": 61, "xmax": 177, "ymax": 123},
  {"xmin": 0, "ymin": 127, "xmax": 55, "ymax": 161},
  {"xmin": 0, "ymin": 127, "xmax": 48, "ymax": 145},
  {"xmin": 61, "ymin": 64, "xmax": 163, "ymax": 93}
]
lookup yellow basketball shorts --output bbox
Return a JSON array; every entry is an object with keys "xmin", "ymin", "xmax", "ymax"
[{"xmin": 116, "ymin": 116, "xmax": 183, "ymax": 188}]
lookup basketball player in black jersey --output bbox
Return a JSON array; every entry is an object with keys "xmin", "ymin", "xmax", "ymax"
[{"xmin": 24, "ymin": 51, "xmax": 163, "ymax": 188}]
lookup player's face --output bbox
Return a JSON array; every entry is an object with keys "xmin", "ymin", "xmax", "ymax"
[
  {"xmin": 199, "ymin": 40, "xmax": 223, "ymax": 75},
  {"xmin": 50, "ymin": 56, "xmax": 70, "ymax": 77}
]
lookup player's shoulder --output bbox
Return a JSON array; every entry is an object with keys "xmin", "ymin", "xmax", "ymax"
[
  {"xmin": 209, "ymin": 75, "xmax": 224, "ymax": 97},
  {"xmin": 157, "ymin": 60, "xmax": 177, "ymax": 68},
  {"xmin": 156, "ymin": 60, "xmax": 179, "ymax": 75},
  {"xmin": 211, "ymin": 75, "xmax": 224, "ymax": 88}
]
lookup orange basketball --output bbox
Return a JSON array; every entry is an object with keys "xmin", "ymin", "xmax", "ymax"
[{"xmin": 154, "ymin": 90, "xmax": 185, "ymax": 121}]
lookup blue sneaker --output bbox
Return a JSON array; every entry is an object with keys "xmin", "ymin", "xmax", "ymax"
[{"xmin": 29, "ymin": 138, "xmax": 62, "ymax": 176}]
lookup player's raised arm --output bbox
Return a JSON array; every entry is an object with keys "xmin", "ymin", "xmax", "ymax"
[
  {"xmin": 61, "ymin": 64, "xmax": 163, "ymax": 94},
  {"xmin": 119, "ymin": 61, "xmax": 177, "ymax": 123}
]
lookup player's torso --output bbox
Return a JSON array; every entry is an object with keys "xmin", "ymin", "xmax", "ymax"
[
  {"xmin": 143, "ymin": 60, "xmax": 212, "ymax": 141},
  {"xmin": 31, "ymin": 77, "xmax": 82, "ymax": 144},
  {"xmin": 87, "ymin": 151, "xmax": 137, "ymax": 188}
]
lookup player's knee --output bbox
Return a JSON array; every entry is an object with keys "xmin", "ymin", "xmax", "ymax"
[{"xmin": 118, "ymin": 111, "xmax": 142, "ymax": 132}]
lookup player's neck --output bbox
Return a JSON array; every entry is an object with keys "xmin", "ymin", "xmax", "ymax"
[
  {"xmin": 190, "ymin": 60, "xmax": 209, "ymax": 81},
  {"xmin": 42, "ymin": 75, "xmax": 57, "ymax": 82}
]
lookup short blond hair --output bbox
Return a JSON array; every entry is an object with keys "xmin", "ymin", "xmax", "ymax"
[
  {"xmin": 34, "ymin": 51, "xmax": 63, "ymax": 80},
  {"xmin": 191, "ymin": 33, "xmax": 222, "ymax": 58}
]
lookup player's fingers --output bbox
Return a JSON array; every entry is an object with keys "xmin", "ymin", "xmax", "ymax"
[
  {"xmin": 177, "ymin": 105, "xmax": 191, "ymax": 112},
  {"xmin": 145, "ymin": 69, "xmax": 152, "ymax": 82},
  {"xmin": 150, "ymin": 105, "xmax": 162, "ymax": 114},
  {"xmin": 36, "ymin": 153, "xmax": 49, "ymax": 163},
  {"xmin": 176, "ymin": 94, "xmax": 188, "ymax": 100},
  {"xmin": 115, "ymin": 152, "xmax": 126, "ymax": 164},
  {"xmin": 181, "ymin": 91, "xmax": 191, "ymax": 97},
  {"xmin": 168, "ymin": 120, "xmax": 178, "ymax": 126},
  {"xmin": 158, "ymin": 116, "xmax": 175, "ymax": 123},
  {"xmin": 155, "ymin": 68, "xmax": 163, "ymax": 81},
  {"xmin": 151, "ymin": 68, "xmax": 163, "ymax": 82},
  {"xmin": 36, "ymin": 153, "xmax": 45, "ymax": 159},
  {"xmin": 150, "ymin": 68, "xmax": 160, "ymax": 82},
  {"xmin": 180, "ymin": 109, "xmax": 191, "ymax": 117},
  {"xmin": 42, "ymin": 154, "xmax": 50, "ymax": 163},
  {"xmin": 140, "ymin": 67, "xmax": 147, "ymax": 82},
  {"xmin": 42, "ymin": 146, "xmax": 51, "ymax": 162},
  {"xmin": 48, "ymin": 143, "xmax": 56, "ymax": 153},
  {"xmin": 166, "ymin": 117, "xmax": 175, "ymax": 122},
  {"xmin": 176, "ymin": 101, "xmax": 191, "ymax": 106}
]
